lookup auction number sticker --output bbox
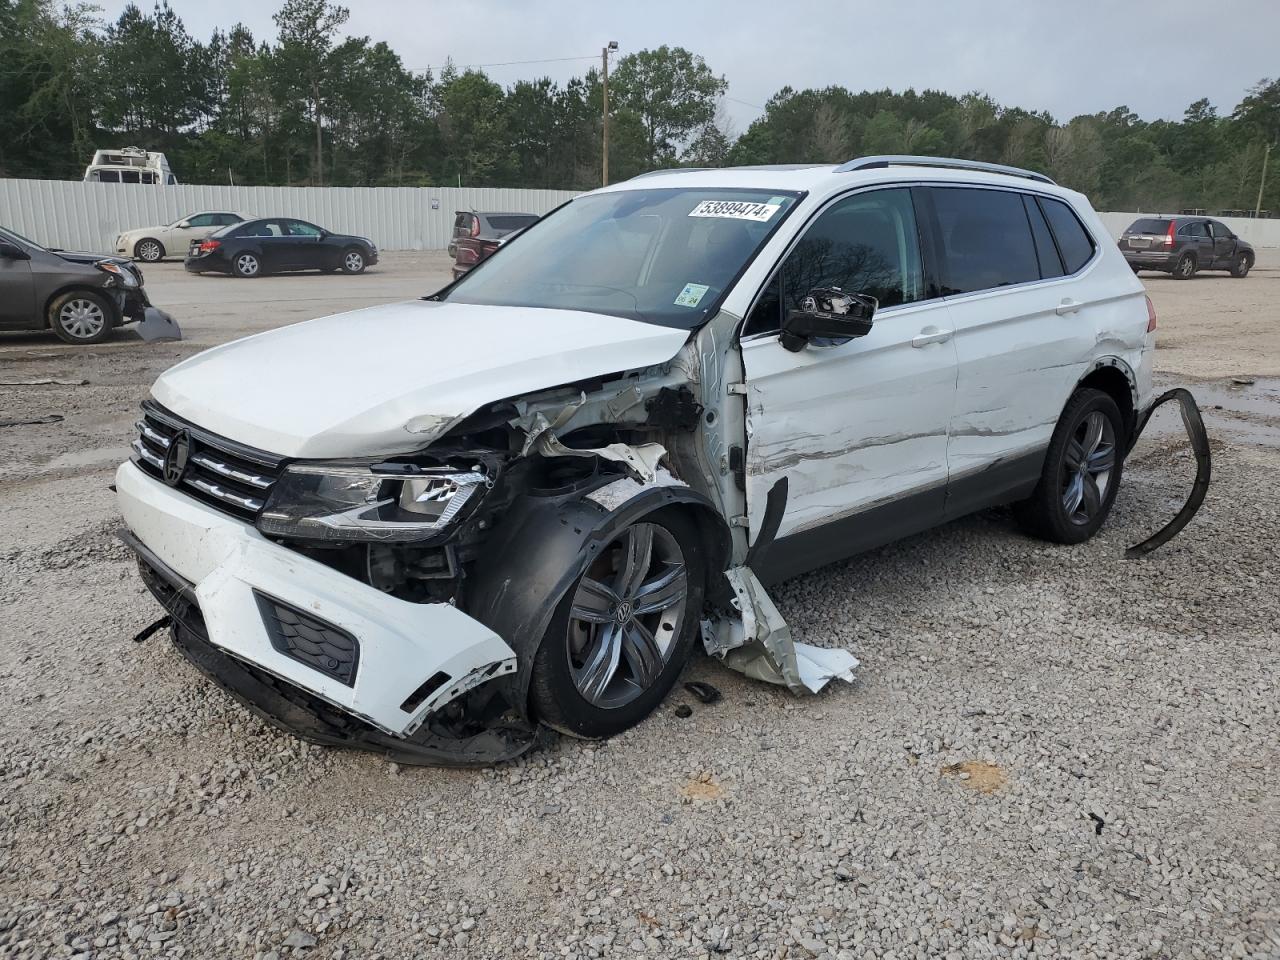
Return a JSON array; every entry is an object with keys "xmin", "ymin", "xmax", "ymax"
[
  {"xmin": 688, "ymin": 199, "xmax": 781, "ymax": 222},
  {"xmin": 674, "ymin": 283, "xmax": 710, "ymax": 308}
]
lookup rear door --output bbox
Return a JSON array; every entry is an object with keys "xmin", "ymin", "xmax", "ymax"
[
  {"xmin": 740, "ymin": 186, "xmax": 957, "ymax": 576},
  {"xmin": 1178, "ymin": 219, "xmax": 1213, "ymax": 265},
  {"xmin": 241, "ymin": 219, "xmax": 291, "ymax": 269},
  {"xmin": 925, "ymin": 186, "xmax": 1099, "ymax": 516}
]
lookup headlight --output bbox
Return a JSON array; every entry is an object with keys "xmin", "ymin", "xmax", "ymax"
[
  {"xmin": 96, "ymin": 261, "xmax": 138, "ymax": 287},
  {"xmin": 257, "ymin": 463, "xmax": 489, "ymax": 543}
]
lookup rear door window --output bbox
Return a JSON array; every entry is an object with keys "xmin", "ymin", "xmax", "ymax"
[
  {"xmin": 931, "ymin": 187, "xmax": 1040, "ymax": 294},
  {"xmin": 1178, "ymin": 220, "xmax": 1208, "ymax": 238}
]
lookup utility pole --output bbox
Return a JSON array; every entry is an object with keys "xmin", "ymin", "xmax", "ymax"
[
  {"xmin": 602, "ymin": 40, "xmax": 618, "ymax": 186},
  {"xmin": 1255, "ymin": 140, "xmax": 1271, "ymax": 217}
]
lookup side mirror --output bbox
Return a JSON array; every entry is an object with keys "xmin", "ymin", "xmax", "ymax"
[
  {"xmin": 0, "ymin": 241, "xmax": 30, "ymax": 260},
  {"xmin": 780, "ymin": 288, "xmax": 876, "ymax": 352},
  {"xmin": 176, "ymin": 221, "xmax": 190, "ymax": 229}
]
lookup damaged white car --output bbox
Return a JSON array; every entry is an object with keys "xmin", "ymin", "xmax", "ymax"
[{"xmin": 116, "ymin": 156, "xmax": 1158, "ymax": 765}]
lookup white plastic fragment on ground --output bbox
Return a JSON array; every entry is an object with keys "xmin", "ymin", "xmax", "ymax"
[{"xmin": 703, "ymin": 565, "xmax": 859, "ymax": 694}]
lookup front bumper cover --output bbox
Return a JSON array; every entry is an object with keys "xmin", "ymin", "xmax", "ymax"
[{"xmin": 115, "ymin": 461, "xmax": 537, "ymax": 765}]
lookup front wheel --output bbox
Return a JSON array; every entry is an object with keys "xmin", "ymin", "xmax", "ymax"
[
  {"xmin": 530, "ymin": 509, "xmax": 705, "ymax": 739},
  {"xmin": 134, "ymin": 238, "xmax": 164, "ymax": 262},
  {"xmin": 49, "ymin": 290, "xmax": 114, "ymax": 344},
  {"xmin": 1015, "ymin": 388, "xmax": 1124, "ymax": 545},
  {"xmin": 1230, "ymin": 252, "xmax": 1252, "ymax": 278},
  {"xmin": 233, "ymin": 252, "xmax": 261, "ymax": 278},
  {"xmin": 341, "ymin": 248, "xmax": 366, "ymax": 274}
]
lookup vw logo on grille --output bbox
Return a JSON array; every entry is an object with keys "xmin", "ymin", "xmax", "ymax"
[{"xmin": 163, "ymin": 429, "xmax": 191, "ymax": 486}]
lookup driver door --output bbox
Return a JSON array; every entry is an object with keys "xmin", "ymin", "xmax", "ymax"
[{"xmin": 739, "ymin": 187, "xmax": 957, "ymax": 582}]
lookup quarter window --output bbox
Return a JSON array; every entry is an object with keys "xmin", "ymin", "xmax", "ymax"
[
  {"xmin": 744, "ymin": 188, "xmax": 924, "ymax": 336},
  {"xmin": 1040, "ymin": 198, "xmax": 1096, "ymax": 274},
  {"xmin": 1023, "ymin": 195, "xmax": 1064, "ymax": 279},
  {"xmin": 931, "ymin": 187, "xmax": 1039, "ymax": 294}
]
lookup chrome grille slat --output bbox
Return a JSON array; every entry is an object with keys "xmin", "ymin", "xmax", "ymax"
[
  {"xmin": 186, "ymin": 476, "xmax": 266, "ymax": 512},
  {"xmin": 131, "ymin": 438, "xmax": 163, "ymax": 469},
  {"xmin": 189, "ymin": 452, "xmax": 273, "ymax": 490}
]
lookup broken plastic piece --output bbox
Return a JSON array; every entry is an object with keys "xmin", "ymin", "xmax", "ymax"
[
  {"xmin": 1125, "ymin": 387, "xmax": 1211, "ymax": 558},
  {"xmin": 703, "ymin": 566, "xmax": 858, "ymax": 694},
  {"xmin": 684, "ymin": 680, "xmax": 722, "ymax": 704},
  {"xmin": 136, "ymin": 306, "xmax": 182, "ymax": 342}
]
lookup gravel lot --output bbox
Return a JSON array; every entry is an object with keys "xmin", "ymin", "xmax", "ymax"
[{"xmin": 1, "ymin": 252, "xmax": 1278, "ymax": 960}]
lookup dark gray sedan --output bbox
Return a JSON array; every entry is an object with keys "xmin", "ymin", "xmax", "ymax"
[{"xmin": 0, "ymin": 225, "xmax": 176, "ymax": 344}]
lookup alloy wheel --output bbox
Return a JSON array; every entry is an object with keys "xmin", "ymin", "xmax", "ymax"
[
  {"xmin": 1061, "ymin": 411, "xmax": 1116, "ymax": 525},
  {"xmin": 566, "ymin": 523, "xmax": 688, "ymax": 709},
  {"xmin": 344, "ymin": 251, "xmax": 364, "ymax": 272},
  {"xmin": 236, "ymin": 254, "xmax": 259, "ymax": 276},
  {"xmin": 59, "ymin": 298, "xmax": 106, "ymax": 340},
  {"xmin": 138, "ymin": 241, "xmax": 161, "ymax": 262}
]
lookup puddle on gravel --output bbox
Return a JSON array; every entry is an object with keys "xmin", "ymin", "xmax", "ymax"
[{"xmin": 1144, "ymin": 377, "xmax": 1280, "ymax": 449}]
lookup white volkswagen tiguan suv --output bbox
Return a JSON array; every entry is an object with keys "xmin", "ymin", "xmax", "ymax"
[{"xmin": 116, "ymin": 156, "xmax": 1156, "ymax": 765}]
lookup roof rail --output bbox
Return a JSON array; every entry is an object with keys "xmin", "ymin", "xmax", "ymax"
[{"xmin": 835, "ymin": 155, "xmax": 1056, "ymax": 185}]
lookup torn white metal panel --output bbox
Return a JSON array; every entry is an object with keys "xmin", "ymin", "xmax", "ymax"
[
  {"xmin": 702, "ymin": 566, "xmax": 858, "ymax": 694},
  {"xmin": 739, "ymin": 300, "xmax": 956, "ymax": 541},
  {"xmin": 585, "ymin": 468, "xmax": 686, "ymax": 512},
  {"xmin": 510, "ymin": 390, "xmax": 670, "ymax": 484}
]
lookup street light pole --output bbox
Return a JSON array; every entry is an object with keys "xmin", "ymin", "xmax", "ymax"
[{"xmin": 602, "ymin": 40, "xmax": 618, "ymax": 187}]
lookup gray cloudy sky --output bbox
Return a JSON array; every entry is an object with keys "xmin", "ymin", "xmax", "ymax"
[{"xmin": 100, "ymin": 0, "xmax": 1277, "ymax": 133}]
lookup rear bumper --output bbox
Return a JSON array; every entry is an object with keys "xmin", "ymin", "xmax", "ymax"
[
  {"xmin": 184, "ymin": 256, "xmax": 226, "ymax": 273},
  {"xmin": 1123, "ymin": 250, "xmax": 1176, "ymax": 267},
  {"xmin": 115, "ymin": 461, "xmax": 525, "ymax": 757}
]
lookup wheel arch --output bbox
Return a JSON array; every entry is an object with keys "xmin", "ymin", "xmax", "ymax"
[
  {"xmin": 42, "ymin": 284, "xmax": 121, "ymax": 329},
  {"xmin": 465, "ymin": 475, "xmax": 730, "ymax": 720},
  {"xmin": 1076, "ymin": 357, "xmax": 1137, "ymax": 443}
]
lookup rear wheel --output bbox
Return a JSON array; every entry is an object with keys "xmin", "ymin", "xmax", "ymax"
[
  {"xmin": 341, "ymin": 248, "xmax": 366, "ymax": 274},
  {"xmin": 49, "ymin": 290, "xmax": 114, "ymax": 344},
  {"xmin": 1230, "ymin": 252, "xmax": 1252, "ymax": 278},
  {"xmin": 1015, "ymin": 388, "xmax": 1124, "ymax": 545},
  {"xmin": 233, "ymin": 252, "xmax": 260, "ymax": 278},
  {"xmin": 1173, "ymin": 252, "xmax": 1196, "ymax": 279},
  {"xmin": 530, "ymin": 509, "xmax": 704, "ymax": 739},
  {"xmin": 134, "ymin": 238, "xmax": 164, "ymax": 262}
]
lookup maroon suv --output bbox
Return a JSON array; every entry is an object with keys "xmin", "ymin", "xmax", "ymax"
[
  {"xmin": 449, "ymin": 212, "xmax": 539, "ymax": 279},
  {"xmin": 1120, "ymin": 216, "xmax": 1254, "ymax": 279}
]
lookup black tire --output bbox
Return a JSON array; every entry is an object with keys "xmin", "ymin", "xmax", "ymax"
[
  {"xmin": 530, "ymin": 508, "xmax": 705, "ymax": 739},
  {"xmin": 1014, "ymin": 388, "xmax": 1125, "ymax": 545},
  {"xmin": 232, "ymin": 251, "xmax": 261, "ymax": 278},
  {"xmin": 134, "ymin": 238, "xmax": 164, "ymax": 262},
  {"xmin": 1130, "ymin": 263, "xmax": 1141, "ymax": 274},
  {"xmin": 340, "ymin": 247, "xmax": 366, "ymax": 275},
  {"xmin": 1229, "ymin": 252, "xmax": 1252, "ymax": 278},
  {"xmin": 1173, "ymin": 252, "xmax": 1196, "ymax": 280},
  {"xmin": 49, "ymin": 290, "xmax": 114, "ymax": 345}
]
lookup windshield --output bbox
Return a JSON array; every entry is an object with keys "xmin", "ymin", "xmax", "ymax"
[
  {"xmin": 0, "ymin": 225, "xmax": 45, "ymax": 251},
  {"xmin": 440, "ymin": 188, "xmax": 801, "ymax": 328}
]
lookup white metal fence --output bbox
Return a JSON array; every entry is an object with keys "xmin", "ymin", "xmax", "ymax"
[
  {"xmin": 2, "ymin": 177, "xmax": 1278, "ymax": 254},
  {"xmin": 0, "ymin": 179, "xmax": 578, "ymax": 254}
]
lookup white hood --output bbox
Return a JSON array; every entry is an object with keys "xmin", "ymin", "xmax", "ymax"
[{"xmin": 151, "ymin": 299, "xmax": 690, "ymax": 458}]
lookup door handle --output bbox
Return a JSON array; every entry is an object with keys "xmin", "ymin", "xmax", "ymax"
[
  {"xmin": 1055, "ymin": 298, "xmax": 1082, "ymax": 316},
  {"xmin": 911, "ymin": 327, "xmax": 954, "ymax": 348}
]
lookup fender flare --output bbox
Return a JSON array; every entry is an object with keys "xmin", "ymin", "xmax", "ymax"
[{"xmin": 464, "ymin": 478, "xmax": 730, "ymax": 718}]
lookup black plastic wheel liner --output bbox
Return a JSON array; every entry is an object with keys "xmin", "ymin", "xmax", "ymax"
[{"xmin": 1124, "ymin": 387, "xmax": 1212, "ymax": 558}]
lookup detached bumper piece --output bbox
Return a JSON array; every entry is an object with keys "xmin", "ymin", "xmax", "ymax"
[
  {"xmin": 125, "ymin": 533, "xmax": 538, "ymax": 766},
  {"xmin": 1125, "ymin": 387, "xmax": 1211, "ymax": 558}
]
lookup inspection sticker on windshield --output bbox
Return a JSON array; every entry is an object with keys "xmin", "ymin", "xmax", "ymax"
[
  {"xmin": 674, "ymin": 283, "xmax": 710, "ymax": 308},
  {"xmin": 688, "ymin": 199, "xmax": 781, "ymax": 222}
]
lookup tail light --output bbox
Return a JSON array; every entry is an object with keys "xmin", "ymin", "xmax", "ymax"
[
  {"xmin": 1163, "ymin": 222, "xmax": 1175, "ymax": 246},
  {"xmin": 198, "ymin": 239, "xmax": 221, "ymax": 253},
  {"xmin": 469, "ymin": 216, "xmax": 480, "ymax": 238},
  {"xmin": 1145, "ymin": 295, "xmax": 1157, "ymax": 333}
]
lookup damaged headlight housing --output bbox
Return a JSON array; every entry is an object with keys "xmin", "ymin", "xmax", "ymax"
[
  {"xmin": 258, "ymin": 463, "xmax": 488, "ymax": 543},
  {"xmin": 96, "ymin": 261, "xmax": 139, "ymax": 287}
]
